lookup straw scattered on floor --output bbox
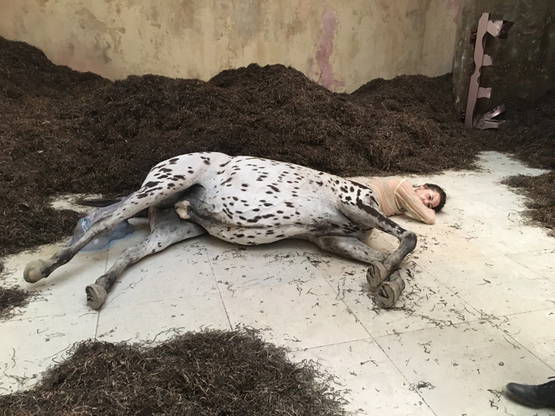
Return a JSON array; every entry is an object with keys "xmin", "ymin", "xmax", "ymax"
[
  {"xmin": 0, "ymin": 286, "xmax": 31, "ymax": 319},
  {"xmin": 503, "ymin": 171, "xmax": 555, "ymax": 235},
  {"xmin": 0, "ymin": 329, "xmax": 348, "ymax": 416}
]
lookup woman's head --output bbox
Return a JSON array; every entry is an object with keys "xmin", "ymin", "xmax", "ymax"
[{"xmin": 415, "ymin": 183, "xmax": 447, "ymax": 212}]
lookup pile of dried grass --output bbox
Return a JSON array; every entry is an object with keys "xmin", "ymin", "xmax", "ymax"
[
  {"xmin": 503, "ymin": 171, "xmax": 555, "ymax": 234},
  {"xmin": 0, "ymin": 286, "xmax": 31, "ymax": 319},
  {"xmin": 0, "ymin": 329, "xmax": 347, "ymax": 416}
]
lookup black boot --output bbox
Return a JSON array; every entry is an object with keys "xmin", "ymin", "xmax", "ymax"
[{"xmin": 505, "ymin": 378, "xmax": 555, "ymax": 408}]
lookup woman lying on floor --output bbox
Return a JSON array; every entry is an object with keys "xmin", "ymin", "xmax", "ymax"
[{"xmin": 365, "ymin": 178, "xmax": 447, "ymax": 224}]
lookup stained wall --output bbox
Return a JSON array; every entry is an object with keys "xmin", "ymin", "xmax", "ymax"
[{"xmin": 0, "ymin": 0, "xmax": 461, "ymax": 92}]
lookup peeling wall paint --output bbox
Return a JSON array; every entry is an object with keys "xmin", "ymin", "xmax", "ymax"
[{"xmin": 0, "ymin": 0, "xmax": 460, "ymax": 92}]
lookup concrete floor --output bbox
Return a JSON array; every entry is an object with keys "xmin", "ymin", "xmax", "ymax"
[{"xmin": 1, "ymin": 151, "xmax": 554, "ymax": 415}]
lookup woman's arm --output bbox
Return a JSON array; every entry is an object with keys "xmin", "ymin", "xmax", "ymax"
[{"xmin": 394, "ymin": 181, "xmax": 436, "ymax": 224}]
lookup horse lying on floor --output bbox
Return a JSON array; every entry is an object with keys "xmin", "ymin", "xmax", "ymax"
[{"xmin": 24, "ymin": 152, "xmax": 416, "ymax": 310}]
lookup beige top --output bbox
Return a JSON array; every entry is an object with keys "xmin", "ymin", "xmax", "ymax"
[{"xmin": 367, "ymin": 178, "xmax": 436, "ymax": 224}]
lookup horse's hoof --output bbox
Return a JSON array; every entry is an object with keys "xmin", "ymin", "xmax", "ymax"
[
  {"xmin": 23, "ymin": 259, "xmax": 51, "ymax": 283},
  {"xmin": 86, "ymin": 284, "xmax": 107, "ymax": 310},
  {"xmin": 366, "ymin": 262, "xmax": 388, "ymax": 291},
  {"xmin": 374, "ymin": 276, "xmax": 405, "ymax": 309}
]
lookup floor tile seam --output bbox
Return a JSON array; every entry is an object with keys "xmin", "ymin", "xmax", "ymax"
[
  {"xmin": 210, "ymin": 274, "xmax": 342, "ymax": 294},
  {"xmin": 314, "ymin": 262, "xmax": 379, "ymax": 342},
  {"xmin": 371, "ymin": 314, "xmax": 495, "ymax": 341},
  {"xmin": 372, "ymin": 312, "xmax": 555, "ymax": 374},
  {"xmin": 370, "ymin": 334, "xmax": 440, "ymax": 416},
  {"xmin": 99, "ymin": 285, "xmax": 223, "ymax": 309},
  {"xmin": 205, "ymin": 249, "xmax": 233, "ymax": 331},
  {"xmin": 421, "ymin": 277, "xmax": 555, "ymax": 327},
  {"xmin": 496, "ymin": 330, "xmax": 555, "ymax": 373},
  {"xmin": 423, "ymin": 259, "xmax": 548, "ymax": 297},
  {"xmin": 500, "ymin": 255, "xmax": 555, "ymax": 279},
  {"xmin": 1, "ymin": 311, "xmax": 98, "ymax": 324},
  {"xmin": 93, "ymin": 310, "xmax": 101, "ymax": 339},
  {"xmin": 453, "ymin": 215, "xmax": 553, "ymax": 239},
  {"xmin": 500, "ymin": 246, "xmax": 555, "ymax": 258},
  {"xmin": 486, "ymin": 308, "xmax": 555, "ymax": 373},
  {"xmin": 495, "ymin": 306, "xmax": 555, "ymax": 320},
  {"xmin": 411, "ymin": 267, "xmax": 490, "ymax": 322},
  {"xmin": 287, "ymin": 336, "xmax": 374, "ymax": 353}
]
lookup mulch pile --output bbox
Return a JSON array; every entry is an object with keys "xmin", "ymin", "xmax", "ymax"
[
  {"xmin": 0, "ymin": 329, "xmax": 346, "ymax": 416},
  {"xmin": 1, "ymin": 36, "xmax": 553, "ymax": 259},
  {"xmin": 503, "ymin": 171, "xmax": 555, "ymax": 235},
  {"xmin": 0, "ymin": 286, "xmax": 31, "ymax": 319}
]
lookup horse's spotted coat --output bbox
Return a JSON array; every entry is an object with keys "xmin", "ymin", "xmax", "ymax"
[{"xmin": 146, "ymin": 152, "xmax": 381, "ymax": 245}]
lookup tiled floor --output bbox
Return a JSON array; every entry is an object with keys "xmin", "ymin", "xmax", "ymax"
[{"xmin": 1, "ymin": 152, "xmax": 554, "ymax": 415}]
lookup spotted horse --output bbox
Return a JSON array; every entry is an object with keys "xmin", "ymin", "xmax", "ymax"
[{"xmin": 24, "ymin": 152, "xmax": 416, "ymax": 310}]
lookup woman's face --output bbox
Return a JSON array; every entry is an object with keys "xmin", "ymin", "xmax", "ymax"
[{"xmin": 415, "ymin": 186, "xmax": 440, "ymax": 209}]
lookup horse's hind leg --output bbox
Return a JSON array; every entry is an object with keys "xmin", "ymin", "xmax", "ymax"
[
  {"xmin": 85, "ymin": 207, "xmax": 205, "ymax": 310},
  {"xmin": 24, "ymin": 183, "xmax": 185, "ymax": 283}
]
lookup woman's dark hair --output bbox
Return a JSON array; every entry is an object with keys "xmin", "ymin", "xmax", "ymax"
[{"xmin": 424, "ymin": 183, "xmax": 447, "ymax": 212}]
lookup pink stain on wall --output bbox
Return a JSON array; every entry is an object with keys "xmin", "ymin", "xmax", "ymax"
[
  {"xmin": 448, "ymin": 0, "xmax": 462, "ymax": 23},
  {"xmin": 315, "ymin": 9, "xmax": 344, "ymax": 91}
]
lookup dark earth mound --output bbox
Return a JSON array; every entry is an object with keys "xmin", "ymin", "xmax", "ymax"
[
  {"xmin": 1, "ymin": 36, "xmax": 553, "ymax": 259},
  {"xmin": 0, "ymin": 286, "xmax": 31, "ymax": 319},
  {"xmin": 503, "ymin": 172, "xmax": 554, "ymax": 235},
  {"xmin": 0, "ymin": 329, "xmax": 346, "ymax": 416}
]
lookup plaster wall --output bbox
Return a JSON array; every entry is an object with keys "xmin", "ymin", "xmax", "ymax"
[{"xmin": 0, "ymin": 0, "xmax": 460, "ymax": 92}]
